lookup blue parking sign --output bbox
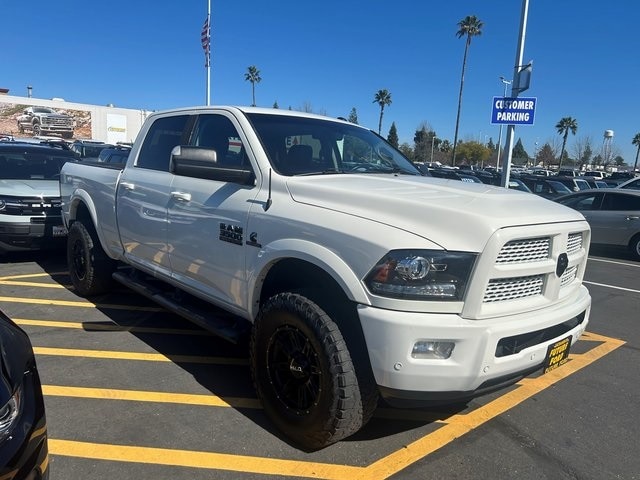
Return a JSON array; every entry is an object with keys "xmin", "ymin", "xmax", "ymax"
[{"xmin": 491, "ymin": 97, "xmax": 536, "ymax": 125}]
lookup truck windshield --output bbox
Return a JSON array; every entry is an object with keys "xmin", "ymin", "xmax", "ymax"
[{"xmin": 246, "ymin": 113, "xmax": 420, "ymax": 177}]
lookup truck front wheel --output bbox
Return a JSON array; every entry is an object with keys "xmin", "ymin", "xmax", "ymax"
[
  {"xmin": 32, "ymin": 123, "xmax": 41, "ymax": 136},
  {"xmin": 67, "ymin": 221, "xmax": 115, "ymax": 296},
  {"xmin": 251, "ymin": 293, "xmax": 367, "ymax": 450}
]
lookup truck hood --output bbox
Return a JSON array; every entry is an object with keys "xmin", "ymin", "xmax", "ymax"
[
  {"xmin": 286, "ymin": 175, "xmax": 585, "ymax": 252},
  {"xmin": 0, "ymin": 179, "xmax": 60, "ymax": 197}
]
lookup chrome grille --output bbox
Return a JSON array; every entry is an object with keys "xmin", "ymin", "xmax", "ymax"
[
  {"xmin": 483, "ymin": 275, "xmax": 544, "ymax": 303},
  {"xmin": 560, "ymin": 265, "xmax": 577, "ymax": 287},
  {"xmin": 0, "ymin": 197, "xmax": 61, "ymax": 216},
  {"xmin": 496, "ymin": 237, "xmax": 550, "ymax": 264},
  {"xmin": 567, "ymin": 233, "xmax": 583, "ymax": 255}
]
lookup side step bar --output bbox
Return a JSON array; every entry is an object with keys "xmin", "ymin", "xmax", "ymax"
[{"xmin": 112, "ymin": 270, "xmax": 250, "ymax": 344}]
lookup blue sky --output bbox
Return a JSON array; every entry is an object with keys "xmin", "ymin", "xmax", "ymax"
[{"xmin": 2, "ymin": 1, "xmax": 638, "ymax": 164}]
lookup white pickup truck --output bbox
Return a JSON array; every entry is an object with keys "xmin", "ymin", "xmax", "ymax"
[{"xmin": 60, "ymin": 106, "xmax": 592, "ymax": 449}]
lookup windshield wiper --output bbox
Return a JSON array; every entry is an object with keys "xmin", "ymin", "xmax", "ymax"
[{"xmin": 295, "ymin": 169, "xmax": 345, "ymax": 176}]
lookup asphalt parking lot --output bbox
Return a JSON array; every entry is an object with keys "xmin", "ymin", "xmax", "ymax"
[{"xmin": 1, "ymin": 246, "xmax": 639, "ymax": 480}]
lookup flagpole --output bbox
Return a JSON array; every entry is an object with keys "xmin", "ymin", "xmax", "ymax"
[{"xmin": 206, "ymin": 0, "xmax": 211, "ymax": 105}]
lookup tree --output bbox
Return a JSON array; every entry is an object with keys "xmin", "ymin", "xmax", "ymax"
[
  {"xmin": 632, "ymin": 133, "xmax": 640, "ymax": 171},
  {"xmin": 555, "ymin": 116, "xmax": 578, "ymax": 169},
  {"xmin": 451, "ymin": 15, "xmax": 483, "ymax": 166},
  {"xmin": 455, "ymin": 141, "xmax": 490, "ymax": 167},
  {"xmin": 244, "ymin": 65, "xmax": 261, "ymax": 107},
  {"xmin": 398, "ymin": 143, "xmax": 414, "ymax": 160},
  {"xmin": 412, "ymin": 124, "xmax": 437, "ymax": 162},
  {"xmin": 373, "ymin": 89, "xmax": 392, "ymax": 135},
  {"xmin": 511, "ymin": 138, "xmax": 530, "ymax": 165},
  {"xmin": 348, "ymin": 107, "xmax": 359, "ymax": 124},
  {"xmin": 572, "ymin": 136, "xmax": 593, "ymax": 170},
  {"xmin": 273, "ymin": 101, "xmax": 279, "ymax": 109},
  {"xmin": 536, "ymin": 143, "xmax": 555, "ymax": 168},
  {"xmin": 387, "ymin": 122, "xmax": 399, "ymax": 147}
]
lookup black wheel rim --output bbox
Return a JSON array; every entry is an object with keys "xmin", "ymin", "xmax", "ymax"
[
  {"xmin": 71, "ymin": 238, "xmax": 87, "ymax": 281},
  {"xmin": 266, "ymin": 325, "xmax": 321, "ymax": 413}
]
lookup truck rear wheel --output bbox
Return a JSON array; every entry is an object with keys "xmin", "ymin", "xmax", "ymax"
[
  {"xmin": 250, "ymin": 293, "xmax": 368, "ymax": 450},
  {"xmin": 67, "ymin": 221, "xmax": 115, "ymax": 296}
]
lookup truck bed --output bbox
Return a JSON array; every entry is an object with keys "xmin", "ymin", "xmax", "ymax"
[{"xmin": 60, "ymin": 160, "xmax": 124, "ymax": 259}]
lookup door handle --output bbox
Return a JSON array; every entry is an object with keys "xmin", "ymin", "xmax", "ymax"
[
  {"xmin": 626, "ymin": 215, "xmax": 639, "ymax": 221},
  {"xmin": 120, "ymin": 182, "xmax": 135, "ymax": 191},
  {"xmin": 171, "ymin": 191, "xmax": 192, "ymax": 202}
]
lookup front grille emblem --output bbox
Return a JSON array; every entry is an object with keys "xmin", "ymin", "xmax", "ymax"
[{"xmin": 556, "ymin": 253, "xmax": 569, "ymax": 277}]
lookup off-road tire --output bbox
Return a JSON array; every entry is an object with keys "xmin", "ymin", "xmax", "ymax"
[
  {"xmin": 67, "ymin": 221, "xmax": 116, "ymax": 296},
  {"xmin": 32, "ymin": 123, "xmax": 41, "ymax": 136},
  {"xmin": 250, "ymin": 293, "xmax": 368, "ymax": 450}
]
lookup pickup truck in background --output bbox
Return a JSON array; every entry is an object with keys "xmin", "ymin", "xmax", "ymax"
[
  {"xmin": 59, "ymin": 106, "xmax": 592, "ymax": 449},
  {"xmin": 17, "ymin": 106, "xmax": 75, "ymax": 139}
]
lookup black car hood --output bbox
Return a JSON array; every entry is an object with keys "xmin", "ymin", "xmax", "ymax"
[{"xmin": 0, "ymin": 311, "xmax": 33, "ymax": 405}]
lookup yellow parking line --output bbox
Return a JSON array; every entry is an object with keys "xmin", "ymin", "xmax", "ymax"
[
  {"xmin": 33, "ymin": 347, "xmax": 248, "ymax": 366},
  {"xmin": 14, "ymin": 318, "xmax": 211, "ymax": 336},
  {"xmin": 45, "ymin": 334, "xmax": 623, "ymax": 479},
  {"xmin": 42, "ymin": 385, "xmax": 261, "ymax": 409},
  {"xmin": 0, "ymin": 296, "xmax": 161, "ymax": 311},
  {"xmin": 0, "ymin": 272, "xmax": 64, "ymax": 281},
  {"xmin": 0, "ymin": 280, "xmax": 68, "ymax": 288},
  {"xmin": 356, "ymin": 335, "xmax": 625, "ymax": 479},
  {"xmin": 48, "ymin": 439, "xmax": 363, "ymax": 479}
]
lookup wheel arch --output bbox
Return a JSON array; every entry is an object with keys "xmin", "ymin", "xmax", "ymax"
[
  {"xmin": 248, "ymin": 239, "xmax": 370, "ymax": 320},
  {"xmin": 66, "ymin": 193, "xmax": 115, "ymax": 260}
]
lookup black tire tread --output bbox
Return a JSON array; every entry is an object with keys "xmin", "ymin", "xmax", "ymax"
[
  {"xmin": 67, "ymin": 221, "xmax": 115, "ymax": 296},
  {"xmin": 250, "ymin": 293, "xmax": 366, "ymax": 450}
]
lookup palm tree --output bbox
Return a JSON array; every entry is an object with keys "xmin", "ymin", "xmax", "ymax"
[
  {"xmin": 451, "ymin": 15, "xmax": 483, "ymax": 166},
  {"xmin": 556, "ymin": 117, "xmax": 578, "ymax": 169},
  {"xmin": 632, "ymin": 133, "xmax": 640, "ymax": 171},
  {"xmin": 244, "ymin": 65, "xmax": 261, "ymax": 107},
  {"xmin": 373, "ymin": 89, "xmax": 392, "ymax": 135}
]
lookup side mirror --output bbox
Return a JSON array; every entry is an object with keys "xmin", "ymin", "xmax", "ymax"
[{"xmin": 170, "ymin": 146, "xmax": 254, "ymax": 185}]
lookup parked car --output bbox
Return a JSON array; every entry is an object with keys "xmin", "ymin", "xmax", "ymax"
[
  {"xmin": 616, "ymin": 177, "xmax": 640, "ymax": 191},
  {"xmin": 583, "ymin": 171, "xmax": 605, "ymax": 179},
  {"xmin": 578, "ymin": 176, "xmax": 610, "ymax": 189},
  {"xmin": 507, "ymin": 178, "xmax": 532, "ymax": 193},
  {"xmin": 519, "ymin": 176, "xmax": 573, "ymax": 199},
  {"xmin": 97, "ymin": 145, "xmax": 131, "ymax": 165},
  {"xmin": 529, "ymin": 168, "xmax": 554, "ymax": 176},
  {"xmin": 553, "ymin": 176, "xmax": 591, "ymax": 192},
  {"xmin": 557, "ymin": 168, "xmax": 580, "ymax": 177},
  {"xmin": 0, "ymin": 143, "xmax": 77, "ymax": 253},
  {"xmin": 556, "ymin": 189, "xmax": 640, "ymax": 259},
  {"xmin": 0, "ymin": 308, "xmax": 49, "ymax": 479},
  {"xmin": 69, "ymin": 139, "xmax": 114, "ymax": 161}
]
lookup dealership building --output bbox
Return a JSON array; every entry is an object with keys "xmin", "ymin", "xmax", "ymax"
[{"xmin": 0, "ymin": 89, "xmax": 150, "ymax": 144}]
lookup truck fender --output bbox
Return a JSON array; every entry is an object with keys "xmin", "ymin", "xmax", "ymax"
[
  {"xmin": 66, "ymin": 189, "xmax": 117, "ymax": 260},
  {"xmin": 247, "ymin": 238, "xmax": 370, "ymax": 320}
]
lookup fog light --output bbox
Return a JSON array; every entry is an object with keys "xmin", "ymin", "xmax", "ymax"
[{"xmin": 411, "ymin": 341, "xmax": 455, "ymax": 359}]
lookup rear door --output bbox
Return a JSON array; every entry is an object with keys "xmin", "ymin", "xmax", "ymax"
[
  {"xmin": 116, "ymin": 114, "xmax": 191, "ymax": 275},
  {"xmin": 592, "ymin": 192, "xmax": 640, "ymax": 246}
]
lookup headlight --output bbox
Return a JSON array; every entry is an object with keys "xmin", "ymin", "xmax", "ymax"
[
  {"xmin": 0, "ymin": 385, "xmax": 22, "ymax": 443},
  {"xmin": 365, "ymin": 250, "xmax": 477, "ymax": 301}
]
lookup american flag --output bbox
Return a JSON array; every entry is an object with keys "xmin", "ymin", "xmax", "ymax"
[{"xmin": 201, "ymin": 16, "xmax": 210, "ymax": 66}]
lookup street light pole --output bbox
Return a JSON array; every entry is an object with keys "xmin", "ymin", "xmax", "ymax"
[
  {"xmin": 430, "ymin": 135, "xmax": 437, "ymax": 163},
  {"xmin": 496, "ymin": 76, "xmax": 511, "ymax": 169}
]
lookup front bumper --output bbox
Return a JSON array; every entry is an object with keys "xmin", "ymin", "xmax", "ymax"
[
  {"xmin": 358, "ymin": 285, "xmax": 591, "ymax": 407},
  {"xmin": 0, "ymin": 217, "xmax": 67, "ymax": 253}
]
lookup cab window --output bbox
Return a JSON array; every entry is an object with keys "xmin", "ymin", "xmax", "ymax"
[{"xmin": 137, "ymin": 115, "xmax": 190, "ymax": 171}]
